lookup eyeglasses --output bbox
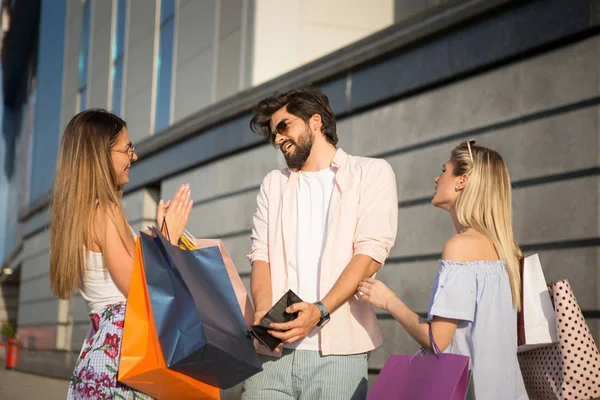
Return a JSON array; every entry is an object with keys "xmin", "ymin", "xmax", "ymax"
[
  {"xmin": 112, "ymin": 141, "xmax": 135, "ymax": 157},
  {"xmin": 270, "ymin": 118, "xmax": 299, "ymax": 141},
  {"xmin": 462, "ymin": 139, "xmax": 476, "ymax": 163}
]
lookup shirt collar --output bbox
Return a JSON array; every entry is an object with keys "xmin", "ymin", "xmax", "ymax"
[{"xmin": 330, "ymin": 147, "xmax": 347, "ymax": 170}]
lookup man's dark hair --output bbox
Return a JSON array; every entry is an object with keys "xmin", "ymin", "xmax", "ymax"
[{"xmin": 250, "ymin": 86, "xmax": 338, "ymax": 146}]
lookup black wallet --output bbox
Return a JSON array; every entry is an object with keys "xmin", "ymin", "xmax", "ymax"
[{"xmin": 249, "ymin": 290, "xmax": 303, "ymax": 351}]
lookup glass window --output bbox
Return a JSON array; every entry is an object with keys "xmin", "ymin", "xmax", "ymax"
[
  {"xmin": 154, "ymin": 0, "xmax": 175, "ymax": 132},
  {"xmin": 160, "ymin": 0, "xmax": 175, "ymax": 23},
  {"xmin": 79, "ymin": 87, "xmax": 87, "ymax": 112},
  {"xmin": 111, "ymin": 62, "xmax": 123, "ymax": 116}
]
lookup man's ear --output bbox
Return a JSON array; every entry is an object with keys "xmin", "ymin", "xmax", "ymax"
[{"xmin": 310, "ymin": 114, "xmax": 323, "ymax": 134}]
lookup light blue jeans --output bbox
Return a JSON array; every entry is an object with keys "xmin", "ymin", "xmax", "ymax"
[{"xmin": 242, "ymin": 348, "xmax": 368, "ymax": 400}]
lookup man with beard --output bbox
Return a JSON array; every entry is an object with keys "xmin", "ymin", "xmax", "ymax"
[{"xmin": 242, "ymin": 87, "xmax": 398, "ymax": 399}]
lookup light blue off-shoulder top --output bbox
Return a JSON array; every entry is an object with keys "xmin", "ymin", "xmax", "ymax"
[{"xmin": 428, "ymin": 260, "xmax": 528, "ymax": 400}]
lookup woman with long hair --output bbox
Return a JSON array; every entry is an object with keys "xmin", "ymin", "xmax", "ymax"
[
  {"xmin": 358, "ymin": 140, "xmax": 528, "ymax": 399},
  {"xmin": 50, "ymin": 109, "xmax": 193, "ymax": 399}
]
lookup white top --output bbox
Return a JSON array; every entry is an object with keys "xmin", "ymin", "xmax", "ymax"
[
  {"xmin": 286, "ymin": 167, "xmax": 336, "ymax": 351},
  {"xmin": 80, "ymin": 249, "xmax": 126, "ymax": 315},
  {"xmin": 428, "ymin": 260, "xmax": 528, "ymax": 400}
]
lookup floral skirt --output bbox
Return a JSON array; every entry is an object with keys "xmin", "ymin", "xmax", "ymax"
[{"xmin": 67, "ymin": 302, "xmax": 154, "ymax": 400}]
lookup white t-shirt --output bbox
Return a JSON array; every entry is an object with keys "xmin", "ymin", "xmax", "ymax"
[{"xmin": 286, "ymin": 167, "xmax": 336, "ymax": 351}]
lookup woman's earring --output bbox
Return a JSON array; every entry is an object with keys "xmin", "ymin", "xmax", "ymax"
[{"xmin": 455, "ymin": 185, "xmax": 459, "ymax": 190}]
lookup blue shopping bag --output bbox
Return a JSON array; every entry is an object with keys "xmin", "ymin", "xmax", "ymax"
[{"xmin": 139, "ymin": 227, "xmax": 262, "ymax": 389}]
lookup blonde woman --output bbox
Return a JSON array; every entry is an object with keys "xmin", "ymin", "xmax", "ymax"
[
  {"xmin": 358, "ymin": 141, "xmax": 528, "ymax": 400},
  {"xmin": 50, "ymin": 109, "xmax": 193, "ymax": 399}
]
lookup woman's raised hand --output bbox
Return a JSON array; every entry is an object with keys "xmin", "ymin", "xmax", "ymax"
[{"xmin": 156, "ymin": 184, "xmax": 193, "ymax": 246}]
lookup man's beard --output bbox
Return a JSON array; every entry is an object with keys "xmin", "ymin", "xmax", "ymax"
[{"xmin": 282, "ymin": 129, "xmax": 313, "ymax": 170}]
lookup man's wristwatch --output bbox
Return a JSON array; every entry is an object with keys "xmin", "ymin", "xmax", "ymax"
[{"xmin": 314, "ymin": 301, "xmax": 330, "ymax": 327}]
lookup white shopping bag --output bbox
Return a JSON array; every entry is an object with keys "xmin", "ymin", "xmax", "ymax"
[{"xmin": 517, "ymin": 254, "xmax": 558, "ymax": 352}]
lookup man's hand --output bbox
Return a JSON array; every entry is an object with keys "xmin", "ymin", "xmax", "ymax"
[{"xmin": 268, "ymin": 302, "xmax": 321, "ymax": 349}]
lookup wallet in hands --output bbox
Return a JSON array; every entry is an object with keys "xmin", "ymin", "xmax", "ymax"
[{"xmin": 249, "ymin": 290, "xmax": 303, "ymax": 351}]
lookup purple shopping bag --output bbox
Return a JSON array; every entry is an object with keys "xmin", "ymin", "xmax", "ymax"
[{"xmin": 368, "ymin": 329, "xmax": 470, "ymax": 400}]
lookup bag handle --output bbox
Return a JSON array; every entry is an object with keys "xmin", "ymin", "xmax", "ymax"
[
  {"xmin": 429, "ymin": 324, "xmax": 442, "ymax": 355},
  {"xmin": 410, "ymin": 324, "xmax": 442, "ymax": 362},
  {"xmin": 160, "ymin": 217, "xmax": 171, "ymax": 242}
]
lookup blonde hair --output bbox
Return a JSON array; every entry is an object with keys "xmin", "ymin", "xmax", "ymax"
[
  {"xmin": 452, "ymin": 141, "xmax": 522, "ymax": 310},
  {"xmin": 50, "ymin": 109, "xmax": 133, "ymax": 299}
]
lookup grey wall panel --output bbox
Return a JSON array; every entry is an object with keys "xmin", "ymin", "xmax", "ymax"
[
  {"xmin": 374, "ymin": 259, "xmax": 440, "ymax": 312},
  {"xmin": 219, "ymin": 0, "xmax": 242, "ymax": 38},
  {"xmin": 124, "ymin": 0, "xmax": 157, "ymax": 137},
  {"xmin": 216, "ymin": 29, "xmax": 242, "ymax": 101},
  {"xmin": 512, "ymin": 176, "xmax": 598, "ymax": 245},
  {"xmin": 125, "ymin": 34, "xmax": 155, "ymax": 99},
  {"xmin": 20, "ymin": 251, "xmax": 50, "ymax": 283},
  {"xmin": 160, "ymin": 144, "xmax": 283, "ymax": 205},
  {"xmin": 62, "ymin": 57, "xmax": 79, "ymax": 102},
  {"xmin": 394, "ymin": 203, "xmax": 451, "ymax": 257},
  {"xmin": 65, "ymin": 0, "xmax": 82, "ymax": 62},
  {"xmin": 89, "ymin": 74, "xmax": 110, "ymax": 110},
  {"xmin": 125, "ymin": 86, "xmax": 154, "ymax": 142},
  {"xmin": 18, "ymin": 299, "xmax": 59, "ymax": 326},
  {"xmin": 88, "ymin": 5, "xmax": 113, "ymax": 108},
  {"xmin": 19, "ymin": 276, "xmax": 53, "ymax": 304},
  {"xmin": 173, "ymin": 48, "xmax": 215, "ymax": 121},
  {"xmin": 21, "ymin": 229, "xmax": 50, "ymax": 260},
  {"xmin": 172, "ymin": 0, "xmax": 218, "ymax": 121},
  {"xmin": 21, "ymin": 207, "xmax": 50, "ymax": 239},
  {"xmin": 121, "ymin": 187, "xmax": 159, "ymax": 224},
  {"xmin": 127, "ymin": 0, "xmax": 158, "ymax": 45},
  {"xmin": 70, "ymin": 295, "xmax": 89, "ymax": 322},
  {"xmin": 70, "ymin": 322, "xmax": 91, "ymax": 351},
  {"xmin": 92, "ymin": 0, "xmax": 113, "ymax": 28},
  {"xmin": 186, "ymin": 190, "xmax": 256, "ymax": 237},
  {"xmin": 175, "ymin": 0, "xmax": 217, "ymax": 66},
  {"xmin": 241, "ymin": 275, "xmax": 250, "ymax": 289},
  {"xmin": 371, "ymin": 317, "xmax": 422, "ymax": 361},
  {"xmin": 214, "ymin": 0, "xmax": 244, "ymax": 101},
  {"xmin": 220, "ymin": 234, "xmax": 252, "ymax": 275},
  {"xmin": 531, "ymin": 247, "xmax": 599, "ymax": 311},
  {"xmin": 518, "ymin": 36, "xmax": 599, "ymax": 116},
  {"xmin": 62, "ymin": 0, "xmax": 82, "ymax": 133}
]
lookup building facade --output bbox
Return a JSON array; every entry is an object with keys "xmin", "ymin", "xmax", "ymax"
[{"xmin": 0, "ymin": 0, "xmax": 599, "ymax": 398}]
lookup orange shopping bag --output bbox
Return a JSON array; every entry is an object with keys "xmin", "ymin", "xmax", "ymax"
[{"xmin": 118, "ymin": 238, "xmax": 220, "ymax": 400}]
